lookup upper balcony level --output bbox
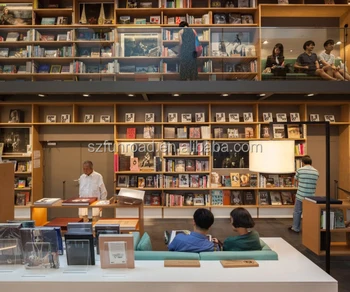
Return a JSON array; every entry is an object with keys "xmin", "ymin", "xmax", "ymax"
[{"xmin": 0, "ymin": 2, "xmax": 349, "ymax": 98}]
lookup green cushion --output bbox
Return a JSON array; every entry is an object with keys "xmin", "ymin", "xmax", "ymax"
[
  {"xmin": 136, "ymin": 232, "xmax": 152, "ymax": 251},
  {"xmin": 131, "ymin": 232, "xmax": 141, "ymax": 250},
  {"xmin": 135, "ymin": 251, "xmax": 200, "ymax": 260}
]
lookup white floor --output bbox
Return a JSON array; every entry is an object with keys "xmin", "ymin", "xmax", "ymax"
[{"xmin": 0, "ymin": 238, "xmax": 337, "ymax": 292}]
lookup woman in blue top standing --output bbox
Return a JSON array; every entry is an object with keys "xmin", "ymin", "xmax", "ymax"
[{"xmin": 223, "ymin": 207, "xmax": 261, "ymax": 251}]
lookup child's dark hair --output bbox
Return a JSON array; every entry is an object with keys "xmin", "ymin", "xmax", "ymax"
[
  {"xmin": 323, "ymin": 39, "xmax": 334, "ymax": 48},
  {"xmin": 179, "ymin": 21, "xmax": 189, "ymax": 27},
  {"xmin": 193, "ymin": 208, "xmax": 214, "ymax": 230},
  {"xmin": 272, "ymin": 43, "xmax": 284, "ymax": 57},
  {"xmin": 230, "ymin": 208, "xmax": 255, "ymax": 228},
  {"xmin": 302, "ymin": 155, "xmax": 312, "ymax": 165},
  {"xmin": 303, "ymin": 40, "xmax": 315, "ymax": 50}
]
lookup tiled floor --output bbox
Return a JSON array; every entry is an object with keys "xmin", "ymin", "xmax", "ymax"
[{"xmin": 144, "ymin": 218, "xmax": 350, "ymax": 292}]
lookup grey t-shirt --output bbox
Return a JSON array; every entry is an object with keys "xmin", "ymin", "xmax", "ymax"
[{"xmin": 319, "ymin": 51, "xmax": 335, "ymax": 66}]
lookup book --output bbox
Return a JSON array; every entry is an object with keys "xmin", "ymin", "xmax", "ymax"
[
  {"xmin": 34, "ymin": 198, "xmax": 61, "ymax": 206},
  {"xmin": 61, "ymin": 197, "xmax": 97, "ymax": 206},
  {"xmin": 65, "ymin": 233, "xmax": 95, "ymax": 265},
  {"xmin": 304, "ymin": 196, "xmax": 342, "ymax": 204}
]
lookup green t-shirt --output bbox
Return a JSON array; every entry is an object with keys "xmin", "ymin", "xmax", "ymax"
[{"xmin": 223, "ymin": 230, "xmax": 261, "ymax": 251}]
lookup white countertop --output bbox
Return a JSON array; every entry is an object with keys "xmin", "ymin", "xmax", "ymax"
[{"xmin": 0, "ymin": 238, "xmax": 337, "ymax": 292}]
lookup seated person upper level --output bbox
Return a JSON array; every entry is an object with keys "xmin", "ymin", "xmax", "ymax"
[{"xmin": 0, "ymin": 24, "xmax": 348, "ymax": 82}]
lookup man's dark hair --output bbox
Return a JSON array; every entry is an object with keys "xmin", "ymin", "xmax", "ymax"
[
  {"xmin": 303, "ymin": 40, "xmax": 315, "ymax": 50},
  {"xmin": 193, "ymin": 208, "xmax": 214, "ymax": 230},
  {"xmin": 230, "ymin": 208, "xmax": 255, "ymax": 228},
  {"xmin": 179, "ymin": 21, "xmax": 189, "ymax": 27},
  {"xmin": 302, "ymin": 155, "xmax": 312, "ymax": 165},
  {"xmin": 324, "ymin": 39, "xmax": 334, "ymax": 48}
]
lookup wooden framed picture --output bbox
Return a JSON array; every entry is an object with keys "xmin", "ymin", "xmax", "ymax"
[
  {"xmin": 50, "ymin": 65, "xmax": 61, "ymax": 74},
  {"xmin": 262, "ymin": 113, "xmax": 273, "ymax": 122},
  {"xmin": 84, "ymin": 114, "xmax": 94, "ymax": 123},
  {"xmin": 181, "ymin": 113, "xmax": 192, "ymax": 123},
  {"xmin": 324, "ymin": 115, "xmax": 335, "ymax": 122},
  {"xmin": 57, "ymin": 16, "xmax": 68, "ymax": 25},
  {"xmin": 125, "ymin": 113, "xmax": 135, "ymax": 123},
  {"xmin": 290, "ymin": 113, "xmax": 300, "ymax": 122},
  {"xmin": 276, "ymin": 113, "xmax": 287, "ymax": 122},
  {"xmin": 216, "ymin": 112, "xmax": 226, "ymax": 122},
  {"xmin": 145, "ymin": 113, "xmax": 155, "ymax": 123},
  {"xmin": 195, "ymin": 112, "xmax": 205, "ymax": 122},
  {"xmin": 243, "ymin": 112, "xmax": 253, "ymax": 122},
  {"xmin": 61, "ymin": 114, "xmax": 70, "ymax": 123},
  {"xmin": 46, "ymin": 115, "xmax": 56, "ymax": 123},
  {"xmin": 100, "ymin": 115, "xmax": 111, "ymax": 123},
  {"xmin": 57, "ymin": 34, "xmax": 68, "ymax": 41},
  {"xmin": 9, "ymin": 109, "xmax": 24, "ymax": 123},
  {"xmin": 309, "ymin": 114, "xmax": 320, "ymax": 122},
  {"xmin": 228, "ymin": 113, "xmax": 240, "ymax": 122}
]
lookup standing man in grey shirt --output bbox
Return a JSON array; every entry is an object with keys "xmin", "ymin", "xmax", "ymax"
[
  {"xmin": 289, "ymin": 156, "xmax": 319, "ymax": 233},
  {"xmin": 294, "ymin": 40, "xmax": 337, "ymax": 80}
]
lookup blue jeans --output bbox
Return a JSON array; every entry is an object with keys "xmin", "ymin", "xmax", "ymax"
[{"xmin": 292, "ymin": 199, "xmax": 303, "ymax": 232}]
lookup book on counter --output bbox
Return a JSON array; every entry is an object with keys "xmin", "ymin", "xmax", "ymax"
[
  {"xmin": 61, "ymin": 197, "xmax": 97, "ymax": 206},
  {"xmin": 34, "ymin": 198, "xmax": 61, "ymax": 206},
  {"xmin": 304, "ymin": 196, "xmax": 342, "ymax": 204}
]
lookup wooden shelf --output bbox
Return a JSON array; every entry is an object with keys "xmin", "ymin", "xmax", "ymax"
[
  {"xmin": 2, "ymin": 155, "xmax": 31, "ymax": 158},
  {"xmin": 163, "ymin": 155, "xmax": 210, "ymax": 158},
  {"xmin": 15, "ymin": 172, "xmax": 32, "ymax": 175},
  {"xmin": 260, "ymin": 4, "xmax": 350, "ymax": 18},
  {"xmin": 33, "ymin": 8, "xmax": 74, "ymax": 17},
  {"xmin": 258, "ymin": 205, "xmax": 294, "ymax": 208},
  {"xmin": 163, "ymin": 171, "xmax": 210, "ymax": 174},
  {"xmin": 14, "ymin": 187, "xmax": 31, "ymax": 191}
]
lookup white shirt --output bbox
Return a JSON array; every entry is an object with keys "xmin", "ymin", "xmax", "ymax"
[
  {"xmin": 78, "ymin": 171, "xmax": 107, "ymax": 216},
  {"xmin": 319, "ymin": 51, "xmax": 335, "ymax": 66}
]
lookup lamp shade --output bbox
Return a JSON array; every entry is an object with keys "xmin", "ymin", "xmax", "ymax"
[{"xmin": 249, "ymin": 141, "xmax": 295, "ymax": 174}]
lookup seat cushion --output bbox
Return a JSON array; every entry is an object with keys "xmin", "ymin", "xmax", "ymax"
[
  {"xmin": 131, "ymin": 232, "xmax": 141, "ymax": 250},
  {"xmin": 136, "ymin": 232, "xmax": 152, "ymax": 251}
]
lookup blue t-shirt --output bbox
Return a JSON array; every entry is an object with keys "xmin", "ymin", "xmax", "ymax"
[{"xmin": 168, "ymin": 231, "xmax": 214, "ymax": 252}]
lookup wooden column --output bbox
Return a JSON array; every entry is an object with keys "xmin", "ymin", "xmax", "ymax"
[{"xmin": 0, "ymin": 162, "xmax": 14, "ymax": 222}]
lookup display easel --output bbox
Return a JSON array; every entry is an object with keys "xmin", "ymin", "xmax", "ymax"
[{"xmin": 0, "ymin": 163, "xmax": 14, "ymax": 222}]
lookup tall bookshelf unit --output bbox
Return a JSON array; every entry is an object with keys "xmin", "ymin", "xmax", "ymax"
[
  {"xmin": 1, "ymin": 101, "xmax": 349, "ymax": 219},
  {"xmin": 0, "ymin": 1, "xmax": 349, "ymax": 81}
]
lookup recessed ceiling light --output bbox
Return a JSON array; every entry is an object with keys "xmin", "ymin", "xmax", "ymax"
[
  {"xmin": 263, "ymin": 40, "xmax": 268, "ymax": 44},
  {"xmin": 307, "ymin": 93, "xmax": 315, "ymax": 97},
  {"xmin": 83, "ymin": 94, "xmax": 90, "ymax": 97},
  {"xmin": 173, "ymin": 93, "xmax": 180, "ymax": 97},
  {"xmin": 128, "ymin": 94, "xmax": 135, "ymax": 97},
  {"xmin": 336, "ymin": 41, "xmax": 342, "ymax": 45},
  {"xmin": 221, "ymin": 93, "xmax": 229, "ymax": 97},
  {"xmin": 38, "ymin": 94, "xmax": 45, "ymax": 97},
  {"xmin": 289, "ymin": 49, "xmax": 293, "ymax": 53},
  {"xmin": 259, "ymin": 93, "xmax": 266, "ymax": 97}
]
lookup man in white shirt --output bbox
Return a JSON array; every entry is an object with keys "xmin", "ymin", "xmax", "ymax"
[
  {"xmin": 319, "ymin": 39, "xmax": 350, "ymax": 81},
  {"xmin": 79, "ymin": 160, "xmax": 107, "ymax": 222}
]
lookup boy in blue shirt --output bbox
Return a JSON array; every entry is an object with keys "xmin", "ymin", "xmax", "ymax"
[{"xmin": 168, "ymin": 208, "xmax": 214, "ymax": 252}]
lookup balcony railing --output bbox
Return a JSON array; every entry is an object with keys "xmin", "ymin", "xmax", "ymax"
[{"xmin": 0, "ymin": 26, "xmax": 348, "ymax": 82}]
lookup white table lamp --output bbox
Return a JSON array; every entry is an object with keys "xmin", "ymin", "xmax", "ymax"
[{"xmin": 249, "ymin": 140, "xmax": 295, "ymax": 174}]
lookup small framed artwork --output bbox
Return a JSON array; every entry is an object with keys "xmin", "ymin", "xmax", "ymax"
[
  {"xmin": 195, "ymin": 112, "xmax": 205, "ymax": 122},
  {"xmin": 46, "ymin": 115, "xmax": 57, "ymax": 123},
  {"xmin": 100, "ymin": 115, "xmax": 111, "ymax": 123},
  {"xmin": 117, "ymin": 175, "xmax": 129, "ymax": 187},
  {"xmin": 229, "ymin": 113, "xmax": 240, "ymax": 122},
  {"xmin": 84, "ymin": 114, "xmax": 94, "ymax": 123},
  {"xmin": 324, "ymin": 115, "xmax": 335, "ymax": 122},
  {"xmin": 216, "ymin": 113, "xmax": 226, "ymax": 123},
  {"xmin": 9, "ymin": 109, "xmax": 24, "ymax": 123},
  {"xmin": 290, "ymin": 113, "xmax": 300, "ymax": 122},
  {"xmin": 262, "ymin": 113, "xmax": 273, "ymax": 122},
  {"xmin": 61, "ymin": 114, "xmax": 70, "ymax": 123},
  {"xmin": 145, "ymin": 113, "xmax": 155, "ymax": 123},
  {"xmin": 150, "ymin": 16, "xmax": 160, "ymax": 24},
  {"xmin": 168, "ymin": 113, "xmax": 178, "ymax": 123},
  {"xmin": 310, "ymin": 114, "xmax": 320, "ymax": 122},
  {"xmin": 125, "ymin": 113, "xmax": 135, "ymax": 123},
  {"xmin": 227, "ymin": 128, "xmax": 239, "ymax": 138},
  {"xmin": 50, "ymin": 65, "xmax": 61, "ymax": 74},
  {"xmin": 57, "ymin": 16, "xmax": 69, "ymax": 25},
  {"xmin": 181, "ymin": 113, "xmax": 192, "ymax": 123},
  {"xmin": 243, "ymin": 112, "xmax": 253, "ymax": 122},
  {"xmin": 276, "ymin": 113, "xmax": 287, "ymax": 122}
]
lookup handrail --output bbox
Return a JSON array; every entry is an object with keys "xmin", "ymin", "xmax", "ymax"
[{"xmin": 334, "ymin": 180, "xmax": 350, "ymax": 199}]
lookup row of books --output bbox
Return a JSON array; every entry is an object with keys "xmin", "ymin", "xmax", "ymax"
[
  {"xmin": 126, "ymin": 126, "xmax": 155, "ymax": 139},
  {"xmin": 165, "ymin": 159, "xmax": 209, "ymax": 172},
  {"xmin": 166, "ymin": 193, "xmax": 208, "ymax": 206},
  {"xmin": 15, "ymin": 191, "xmax": 31, "ymax": 206},
  {"xmin": 164, "ymin": 14, "xmax": 210, "ymax": 25},
  {"xmin": 259, "ymin": 174, "xmax": 295, "ymax": 188},
  {"xmin": 118, "ymin": 174, "xmax": 163, "ymax": 188},
  {"xmin": 14, "ymin": 177, "xmax": 32, "ymax": 188},
  {"xmin": 164, "ymin": 141, "xmax": 210, "ymax": 156},
  {"xmin": 320, "ymin": 209, "xmax": 345, "ymax": 229},
  {"xmin": 164, "ymin": 174, "xmax": 209, "ymax": 188},
  {"xmin": 213, "ymin": 127, "xmax": 254, "ymax": 138},
  {"xmin": 163, "ymin": 29, "xmax": 209, "ymax": 41}
]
